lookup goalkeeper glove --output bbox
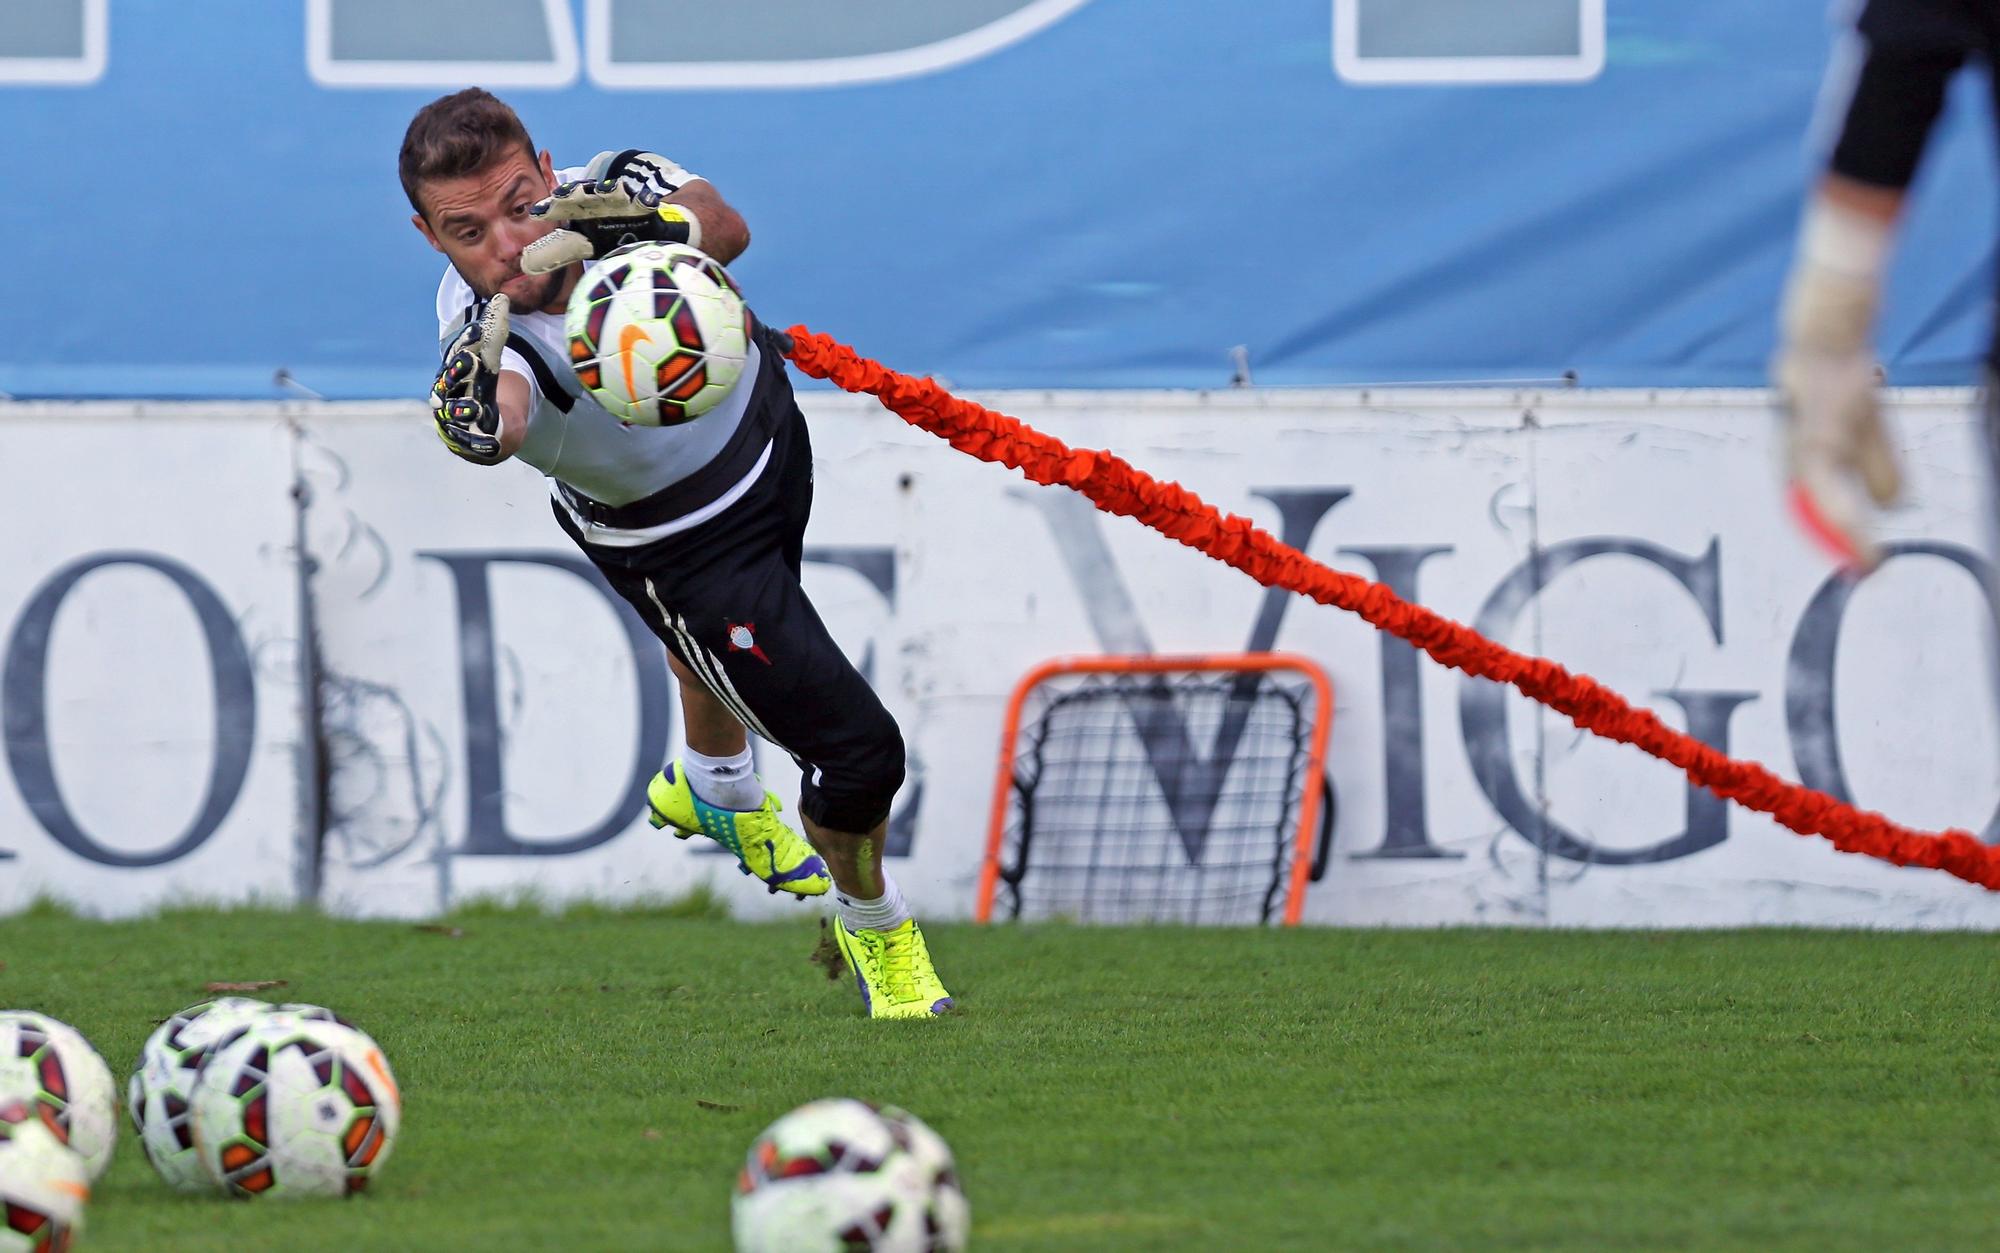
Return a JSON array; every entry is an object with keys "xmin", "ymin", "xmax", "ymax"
[
  {"xmin": 429, "ymin": 295, "xmax": 511, "ymax": 465},
  {"xmin": 1772, "ymin": 197, "xmax": 1902, "ymax": 571},
  {"xmin": 521, "ymin": 149, "xmax": 703, "ymax": 276}
]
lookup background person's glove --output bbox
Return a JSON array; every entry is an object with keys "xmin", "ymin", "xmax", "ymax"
[
  {"xmin": 521, "ymin": 149, "xmax": 702, "ymax": 276},
  {"xmin": 1773, "ymin": 340, "xmax": 1902, "ymax": 571},
  {"xmin": 1771, "ymin": 196, "xmax": 1902, "ymax": 571},
  {"xmin": 429, "ymin": 295, "xmax": 511, "ymax": 465}
]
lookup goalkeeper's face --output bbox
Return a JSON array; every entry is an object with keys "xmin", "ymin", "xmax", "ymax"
[{"xmin": 412, "ymin": 148, "xmax": 569, "ymax": 312}]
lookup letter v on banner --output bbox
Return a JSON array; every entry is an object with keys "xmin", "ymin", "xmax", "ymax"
[{"xmin": 1015, "ymin": 486, "xmax": 1351, "ymax": 862}]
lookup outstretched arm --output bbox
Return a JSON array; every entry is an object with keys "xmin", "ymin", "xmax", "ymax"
[
  {"xmin": 663, "ymin": 178, "xmax": 750, "ymax": 264},
  {"xmin": 431, "ymin": 296, "xmax": 530, "ymax": 465},
  {"xmin": 522, "ymin": 149, "xmax": 751, "ymax": 275}
]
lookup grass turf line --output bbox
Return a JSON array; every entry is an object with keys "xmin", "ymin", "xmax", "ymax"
[{"xmin": 4, "ymin": 910, "xmax": 1997, "ymax": 1250}]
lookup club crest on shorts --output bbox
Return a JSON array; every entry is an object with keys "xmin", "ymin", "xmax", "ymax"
[{"xmin": 726, "ymin": 621, "xmax": 770, "ymax": 664}]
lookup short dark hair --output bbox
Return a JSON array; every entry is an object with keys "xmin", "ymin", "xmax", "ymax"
[{"xmin": 398, "ymin": 88, "xmax": 537, "ymax": 218}]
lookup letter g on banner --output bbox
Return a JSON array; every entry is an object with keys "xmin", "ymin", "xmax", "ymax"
[
  {"xmin": 1460, "ymin": 538, "xmax": 1755, "ymax": 865},
  {"xmin": 2, "ymin": 553, "xmax": 256, "ymax": 866},
  {"xmin": 1788, "ymin": 541, "xmax": 2000, "ymax": 839}
]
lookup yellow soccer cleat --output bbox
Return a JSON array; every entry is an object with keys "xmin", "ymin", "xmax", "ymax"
[
  {"xmin": 833, "ymin": 918, "xmax": 954, "ymax": 1019},
  {"xmin": 646, "ymin": 762, "xmax": 830, "ymax": 897}
]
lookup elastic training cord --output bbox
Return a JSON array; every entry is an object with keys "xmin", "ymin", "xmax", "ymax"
[{"xmin": 783, "ymin": 326, "xmax": 2000, "ymax": 891}]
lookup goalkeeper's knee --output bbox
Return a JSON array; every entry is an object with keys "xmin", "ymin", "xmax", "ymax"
[{"xmin": 797, "ymin": 709, "xmax": 905, "ymax": 835}]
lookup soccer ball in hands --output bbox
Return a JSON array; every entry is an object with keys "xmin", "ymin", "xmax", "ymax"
[
  {"xmin": 564, "ymin": 242, "xmax": 751, "ymax": 426},
  {"xmin": 732, "ymin": 1099, "xmax": 969, "ymax": 1252},
  {"xmin": 128, "ymin": 997, "xmax": 276, "ymax": 1190},
  {"xmin": 0, "ymin": 1103, "xmax": 88, "ymax": 1252},
  {"xmin": 188, "ymin": 1016, "xmax": 400, "ymax": 1198},
  {"xmin": 0, "ymin": 1012, "xmax": 116, "ymax": 1183}
]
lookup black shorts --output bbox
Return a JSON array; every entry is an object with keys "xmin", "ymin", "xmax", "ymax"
[{"xmin": 553, "ymin": 360, "xmax": 906, "ymax": 834}]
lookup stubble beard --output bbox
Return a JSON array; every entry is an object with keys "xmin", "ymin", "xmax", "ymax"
[
  {"xmin": 482, "ymin": 267, "xmax": 565, "ymax": 313},
  {"xmin": 524, "ymin": 267, "xmax": 566, "ymax": 313}
]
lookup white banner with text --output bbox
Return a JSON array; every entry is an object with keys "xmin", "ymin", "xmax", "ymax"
[{"xmin": 1, "ymin": 388, "xmax": 1995, "ymax": 925}]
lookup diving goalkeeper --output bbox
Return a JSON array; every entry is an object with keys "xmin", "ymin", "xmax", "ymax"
[{"xmin": 401, "ymin": 88, "xmax": 950, "ymax": 1019}]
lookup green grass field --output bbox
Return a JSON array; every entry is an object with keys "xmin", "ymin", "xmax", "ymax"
[{"xmin": 6, "ymin": 902, "xmax": 1998, "ymax": 1250}]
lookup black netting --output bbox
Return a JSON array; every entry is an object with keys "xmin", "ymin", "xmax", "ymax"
[{"xmin": 995, "ymin": 668, "xmax": 1320, "ymax": 925}]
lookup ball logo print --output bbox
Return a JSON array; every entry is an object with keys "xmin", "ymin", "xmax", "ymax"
[{"xmin": 617, "ymin": 320, "xmax": 651, "ymax": 404}]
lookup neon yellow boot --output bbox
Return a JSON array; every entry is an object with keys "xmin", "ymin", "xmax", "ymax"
[
  {"xmin": 832, "ymin": 918, "xmax": 953, "ymax": 1019},
  {"xmin": 646, "ymin": 762, "xmax": 830, "ymax": 897}
]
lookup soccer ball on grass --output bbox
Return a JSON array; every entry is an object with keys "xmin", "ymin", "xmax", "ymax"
[
  {"xmin": 0, "ymin": 1013, "xmax": 115, "ymax": 1183},
  {"xmin": 187, "ymin": 1016, "xmax": 400, "ymax": 1198},
  {"xmin": 127, "ymin": 997, "xmax": 275, "ymax": 1190},
  {"xmin": 732, "ymin": 1098, "xmax": 969, "ymax": 1252}
]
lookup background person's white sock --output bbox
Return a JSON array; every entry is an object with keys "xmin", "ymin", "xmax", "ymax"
[
  {"xmin": 836, "ymin": 874, "xmax": 913, "ymax": 934},
  {"xmin": 682, "ymin": 745, "xmax": 763, "ymax": 811}
]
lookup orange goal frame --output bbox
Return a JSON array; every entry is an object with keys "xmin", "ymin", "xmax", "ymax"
[{"xmin": 975, "ymin": 652, "xmax": 1335, "ymax": 926}]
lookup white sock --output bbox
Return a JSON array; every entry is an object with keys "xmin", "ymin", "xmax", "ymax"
[
  {"xmin": 836, "ymin": 874, "xmax": 913, "ymax": 934},
  {"xmin": 682, "ymin": 746, "xmax": 763, "ymax": 811}
]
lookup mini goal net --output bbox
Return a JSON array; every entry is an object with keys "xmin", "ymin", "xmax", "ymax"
[{"xmin": 976, "ymin": 654, "xmax": 1333, "ymax": 926}]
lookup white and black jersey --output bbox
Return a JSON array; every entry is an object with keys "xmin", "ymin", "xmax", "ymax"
[{"xmin": 433, "ymin": 158, "xmax": 771, "ymax": 549}]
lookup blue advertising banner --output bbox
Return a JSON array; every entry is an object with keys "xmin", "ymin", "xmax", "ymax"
[{"xmin": 1, "ymin": 1, "xmax": 1993, "ymax": 397}]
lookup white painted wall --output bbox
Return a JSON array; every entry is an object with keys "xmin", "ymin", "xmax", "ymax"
[{"xmin": 2, "ymin": 387, "xmax": 1994, "ymax": 925}]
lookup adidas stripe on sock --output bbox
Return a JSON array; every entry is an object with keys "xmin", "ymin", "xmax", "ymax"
[
  {"xmin": 836, "ymin": 874, "xmax": 913, "ymax": 934},
  {"xmin": 682, "ymin": 745, "xmax": 763, "ymax": 811}
]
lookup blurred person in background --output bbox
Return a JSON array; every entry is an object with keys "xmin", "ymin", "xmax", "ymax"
[{"xmin": 1774, "ymin": 0, "xmax": 1998, "ymax": 578}]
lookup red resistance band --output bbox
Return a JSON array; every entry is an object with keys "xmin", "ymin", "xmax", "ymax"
[{"xmin": 783, "ymin": 327, "xmax": 2000, "ymax": 892}]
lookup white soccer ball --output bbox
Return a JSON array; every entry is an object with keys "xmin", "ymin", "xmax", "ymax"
[
  {"xmin": 0, "ymin": 1103, "xmax": 88, "ymax": 1252},
  {"xmin": 188, "ymin": 1016, "xmax": 400, "ymax": 1198},
  {"xmin": 564, "ymin": 242, "xmax": 751, "ymax": 426},
  {"xmin": 732, "ymin": 1099, "xmax": 969, "ymax": 1253},
  {"xmin": 880, "ymin": 1106, "xmax": 968, "ymax": 1249},
  {"xmin": 128, "ymin": 997, "xmax": 275, "ymax": 1190},
  {"xmin": 0, "ymin": 1012, "xmax": 116, "ymax": 1183}
]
